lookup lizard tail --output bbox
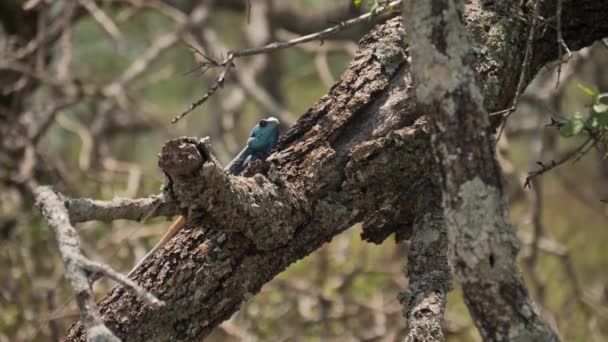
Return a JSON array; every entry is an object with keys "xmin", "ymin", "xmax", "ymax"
[{"xmin": 127, "ymin": 215, "xmax": 187, "ymax": 277}]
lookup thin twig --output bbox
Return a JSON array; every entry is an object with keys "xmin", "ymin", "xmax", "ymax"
[
  {"xmin": 172, "ymin": 0, "xmax": 401, "ymax": 123},
  {"xmin": 524, "ymin": 137, "xmax": 594, "ymax": 188},
  {"xmin": 78, "ymin": 0, "xmax": 126, "ymax": 52},
  {"xmin": 555, "ymin": 0, "xmax": 572, "ymax": 88},
  {"xmin": 200, "ymin": 28, "xmax": 295, "ymax": 124},
  {"xmin": 172, "ymin": 53, "xmax": 235, "ymax": 123},
  {"xmin": 79, "ymin": 258, "xmax": 164, "ymax": 307},
  {"xmin": 492, "ymin": 0, "xmax": 542, "ymax": 142}
]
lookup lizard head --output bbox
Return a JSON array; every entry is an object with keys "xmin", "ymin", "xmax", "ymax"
[{"xmin": 247, "ymin": 116, "xmax": 280, "ymax": 153}]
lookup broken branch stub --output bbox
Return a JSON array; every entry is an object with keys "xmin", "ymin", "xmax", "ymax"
[{"xmin": 159, "ymin": 136, "xmax": 305, "ymax": 250}]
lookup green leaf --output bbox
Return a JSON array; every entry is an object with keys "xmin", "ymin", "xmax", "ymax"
[
  {"xmin": 560, "ymin": 114, "xmax": 584, "ymax": 137},
  {"xmin": 353, "ymin": 0, "xmax": 362, "ymax": 8},
  {"xmin": 593, "ymin": 103, "xmax": 608, "ymax": 114},
  {"xmin": 578, "ymin": 84, "xmax": 598, "ymax": 97},
  {"xmin": 587, "ymin": 115, "xmax": 599, "ymax": 128},
  {"xmin": 593, "ymin": 112, "xmax": 608, "ymax": 126}
]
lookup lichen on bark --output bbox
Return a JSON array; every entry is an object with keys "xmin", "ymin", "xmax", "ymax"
[
  {"xmin": 402, "ymin": 0, "xmax": 559, "ymax": 340},
  {"xmin": 446, "ymin": 177, "xmax": 520, "ymax": 279}
]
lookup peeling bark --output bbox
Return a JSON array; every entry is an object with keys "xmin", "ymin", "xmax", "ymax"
[{"xmin": 62, "ymin": 0, "xmax": 608, "ymax": 340}]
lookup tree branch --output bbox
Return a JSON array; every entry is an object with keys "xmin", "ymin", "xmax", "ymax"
[
  {"xmin": 34, "ymin": 186, "xmax": 164, "ymax": 342},
  {"xmin": 402, "ymin": 0, "xmax": 557, "ymax": 339},
  {"xmin": 56, "ymin": 0, "xmax": 608, "ymax": 340},
  {"xmin": 401, "ymin": 209, "xmax": 451, "ymax": 342},
  {"xmin": 219, "ymin": 0, "xmax": 395, "ymax": 40},
  {"xmin": 65, "ymin": 195, "xmax": 178, "ymax": 224},
  {"xmin": 65, "ymin": 19, "xmax": 424, "ymax": 341},
  {"xmin": 172, "ymin": 0, "xmax": 401, "ymax": 123}
]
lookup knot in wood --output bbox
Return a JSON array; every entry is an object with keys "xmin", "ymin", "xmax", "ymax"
[{"xmin": 159, "ymin": 137, "xmax": 208, "ymax": 179}]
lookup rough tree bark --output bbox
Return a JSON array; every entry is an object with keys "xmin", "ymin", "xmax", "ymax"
[
  {"xmin": 66, "ymin": 19, "xmax": 424, "ymax": 341},
  {"xmin": 403, "ymin": 0, "xmax": 558, "ymax": 340},
  {"xmin": 400, "ymin": 207, "xmax": 451, "ymax": 342},
  {"xmin": 60, "ymin": 1, "xmax": 608, "ymax": 341}
]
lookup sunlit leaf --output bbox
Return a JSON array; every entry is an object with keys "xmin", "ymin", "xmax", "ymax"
[
  {"xmin": 353, "ymin": 0, "xmax": 362, "ymax": 8},
  {"xmin": 593, "ymin": 112, "xmax": 608, "ymax": 126},
  {"xmin": 578, "ymin": 84, "xmax": 597, "ymax": 97},
  {"xmin": 593, "ymin": 103, "xmax": 608, "ymax": 114},
  {"xmin": 587, "ymin": 116, "xmax": 599, "ymax": 128},
  {"xmin": 559, "ymin": 114, "xmax": 584, "ymax": 137}
]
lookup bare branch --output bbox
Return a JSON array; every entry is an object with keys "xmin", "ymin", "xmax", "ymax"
[
  {"xmin": 172, "ymin": 0, "xmax": 401, "ymax": 123},
  {"xmin": 78, "ymin": 258, "xmax": 164, "ymax": 307},
  {"xmin": 200, "ymin": 28, "xmax": 295, "ymax": 124},
  {"xmin": 555, "ymin": 0, "xmax": 572, "ymax": 88},
  {"xmin": 524, "ymin": 137, "xmax": 594, "ymax": 188},
  {"xmin": 35, "ymin": 185, "xmax": 166, "ymax": 340},
  {"xmin": 34, "ymin": 186, "xmax": 122, "ymax": 342},
  {"xmin": 491, "ymin": 0, "xmax": 542, "ymax": 142},
  {"xmin": 228, "ymin": 0, "xmax": 400, "ymax": 59},
  {"xmin": 66, "ymin": 194, "xmax": 179, "ymax": 224},
  {"xmin": 78, "ymin": 0, "xmax": 126, "ymax": 52},
  {"xmin": 171, "ymin": 53, "xmax": 235, "ymax": 123}
]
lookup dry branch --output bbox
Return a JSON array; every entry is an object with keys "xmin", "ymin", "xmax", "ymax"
[
  {"xmin": 35, "ymin": 186, "xmax": 164, "ymax": 342},
  {"xmin": 492, "ymin": 0, "xmax": 542, "ymax": 142},
  {"xmin": 65, "ymin": 195, "xmax": 179, "ymax": 224},
  {"xmin": 172, "ymin": 0, "xmax": 401, "ymax": 123},
  {"xmin": 524, "ymin": 136, "xmax": 594, "ymax": 188}
]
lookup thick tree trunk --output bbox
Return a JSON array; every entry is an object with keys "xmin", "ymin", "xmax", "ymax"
[
  {"xmin": 64, "ymin": 1, "xmax": 608, "ymax": 340},
  {"xmin": 403, "ymin": 0, "xmax": 559, "ymax": 340}
]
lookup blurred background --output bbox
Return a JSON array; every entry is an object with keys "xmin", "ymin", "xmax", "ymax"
[{"xmin": 0, "ymin": 1, "xmax": 606, "ymax": 341}]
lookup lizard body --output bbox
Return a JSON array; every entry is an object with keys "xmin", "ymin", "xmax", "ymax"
[{"xmin": 128, "ymin": 117, "xmax": 280, "ymax": 276}]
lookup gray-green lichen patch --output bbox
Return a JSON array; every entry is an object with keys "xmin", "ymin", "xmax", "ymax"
[
  {"xmin": 445, "ymin": 177, "xmax": 520, "ymax": 282},
  {"xmin": 228, "ymin": 173, "xmax": 300, "ymax": 251},
  {"xmin": 403, "ymin": 0, "xmax": 483, "ymax": 111},
  {"xmin": 372, "ymin": 24, "xmax": 406, "ymax": 75},
  {"xmin": 463, "ymin": 2, "xmax": 527, "ymax": 110},
  {"xmin": 313, "ymin": 199, "xmax": 350, "ymax": 230}
]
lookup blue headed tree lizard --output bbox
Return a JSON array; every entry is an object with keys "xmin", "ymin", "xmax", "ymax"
[{"xmin": 129, "ymin": 116, "xmax": 280, "ymax": 275}]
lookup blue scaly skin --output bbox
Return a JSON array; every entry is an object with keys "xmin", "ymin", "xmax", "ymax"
[
  {"xmin": 129, "ymin": 116, "xmax": 280, "ymax": 276},
  {"xmin": 226, "ymin": 116, "xmax": 280, "ymax": 175}
]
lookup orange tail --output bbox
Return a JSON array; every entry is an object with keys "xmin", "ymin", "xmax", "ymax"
[{"xmin": 128, "ymin": 215, "xmax": 187, "ymax": 276}]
